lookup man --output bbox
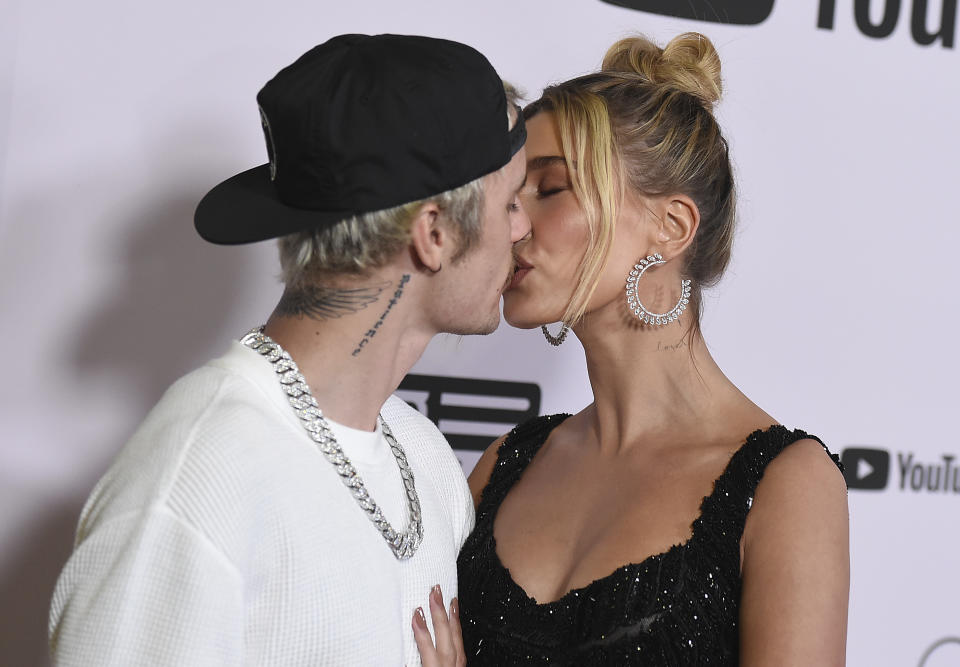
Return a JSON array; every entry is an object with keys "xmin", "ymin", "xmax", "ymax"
[{"xmin": 49, "ymin": 34, "xmax": 528, "ymax": 665}]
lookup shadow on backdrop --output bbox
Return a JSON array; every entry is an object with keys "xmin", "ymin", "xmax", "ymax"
[
  {"xmin": 69, "ymin": 188, "xmax": 255, "ymax": 409},
  {"xmin": 0, "ymin": 495, "xmax": 89, "ymax": 667},
  {"xmin": 0, "ymin": 158, "xmax": 264, "ymax": 665}
]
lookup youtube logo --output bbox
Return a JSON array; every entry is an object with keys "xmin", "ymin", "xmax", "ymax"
[{"xmin": 841, "ymin": 448, "xmax": 890, "ymax": 490}]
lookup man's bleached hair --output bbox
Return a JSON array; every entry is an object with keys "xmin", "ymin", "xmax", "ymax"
[{"xmin": 279, "ymin": 82, "xmax": 522, "ymax": 286}]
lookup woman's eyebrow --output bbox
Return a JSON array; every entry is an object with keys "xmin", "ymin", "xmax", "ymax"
[{"xmin": 526, "ymin": 155, "xmax": 567, "ymax": 171}]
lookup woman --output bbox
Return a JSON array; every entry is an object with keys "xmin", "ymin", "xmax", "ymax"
[{"xmin": 455, "ymin": 33, "xmax": 849, "ymax": 665}]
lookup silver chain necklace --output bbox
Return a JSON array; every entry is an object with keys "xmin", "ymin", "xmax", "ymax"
[{"xmin": 241, "ymin": 327, "xmax": 423, "ymax": 560}]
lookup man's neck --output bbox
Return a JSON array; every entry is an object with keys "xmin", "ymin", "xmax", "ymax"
[{"xmin": 262, "ymin": 270, "xmax": 433, "ymax": 431}]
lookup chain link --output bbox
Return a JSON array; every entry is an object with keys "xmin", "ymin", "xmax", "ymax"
[{"xmin": 241, "ymin": 327, "xmax": 423, "ymax": 560}]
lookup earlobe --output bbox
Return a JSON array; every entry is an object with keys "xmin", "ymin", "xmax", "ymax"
[{"xmin": 409, "ymin": 203, "xmax": 444, "ymax": 273}]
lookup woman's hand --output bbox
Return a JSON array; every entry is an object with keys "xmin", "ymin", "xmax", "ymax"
[{"xmin": 412, "ymin": 585, "xmax": 465, "ymax": 667}]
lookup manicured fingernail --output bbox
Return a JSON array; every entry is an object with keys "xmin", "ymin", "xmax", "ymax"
[
  {"xmin": 451, "ymin": 597, "xmax": 459, "ymax": 617},
  {"xmin": 431, "ymin": 584, "xmax": 442, "ymax": 602},
  {"xmin": 414, "ymin": 607, "xmax": 426, "ymax": 628}
]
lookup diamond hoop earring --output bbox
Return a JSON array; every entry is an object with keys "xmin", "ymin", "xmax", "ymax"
[
  {"xmin": 625, "ymin": 253, "xmax": 692, "ymax": 326},
  {"xmin": 541, "ymin": 323, "xmax": 570, "ymax": 346}
]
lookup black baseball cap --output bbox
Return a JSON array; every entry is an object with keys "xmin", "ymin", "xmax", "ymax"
[{"xmin": 195, "ymin": 34, "xmax": 526, "ymax": 245}]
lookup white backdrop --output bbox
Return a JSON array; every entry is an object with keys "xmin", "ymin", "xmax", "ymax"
[{"xmin": 2, "ymin": 1, "xmax": 959, "ymax": 665}]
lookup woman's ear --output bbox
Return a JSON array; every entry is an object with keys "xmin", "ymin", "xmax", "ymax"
[
  {"xmin": 408, "ymin": 202, "xmax": 445, "ymax": 272},
  {"xmin": 655, "ymin": 194, "xmax": 700, "ymax": 259}
]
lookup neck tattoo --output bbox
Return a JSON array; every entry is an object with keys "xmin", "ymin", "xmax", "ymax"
[
  {"xmin": 275, "ymin": 281, "xmax": 390, "ymax": 320},
  {"xmin": 352, "ymin": 274, "xmax": 410, "ymax": 357}
]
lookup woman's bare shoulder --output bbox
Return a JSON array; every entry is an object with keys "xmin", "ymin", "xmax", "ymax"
[
  {"xmin": 466, "ymin": 434, "xmax": 508, "ymax": 509},
  {"xmin": 466, "ymin": 410, "xmax": 585, "ymax": 508},
  {"xmin": 739, "ymin": 436, "xmax": 849, "ymax": 666}
]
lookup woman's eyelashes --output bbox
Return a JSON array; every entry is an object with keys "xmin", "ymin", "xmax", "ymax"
[
  {"xmin": 537, "ymin": 184, "xmax": 568, "ymax": 198},
  {"xmin": 519, "ymin": 175, "xmax": 570, "ymax": 200}
]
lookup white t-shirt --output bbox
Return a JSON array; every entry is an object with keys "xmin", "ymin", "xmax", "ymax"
[{"xmin": 49, "ymin": 341, "xmax": 474, "ymax": 666}]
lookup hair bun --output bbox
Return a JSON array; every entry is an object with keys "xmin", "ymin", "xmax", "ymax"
[{"xmin": 601, "ymin": 32, "xmax": 722, "ymax": 110}]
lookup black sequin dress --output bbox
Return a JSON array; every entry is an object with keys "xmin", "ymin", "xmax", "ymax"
[{"xmin": 457, "ymin": 415, "xmax": 843, "ymax": 665}]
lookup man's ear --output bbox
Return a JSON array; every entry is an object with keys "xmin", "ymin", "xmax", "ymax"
[
  {"xmin": 408, "ymin": 201, "xmax": 445, "ymax": 272},
  {"xmin": 654, "ymin": 194, "xmax": 700, "ymax": 259}
]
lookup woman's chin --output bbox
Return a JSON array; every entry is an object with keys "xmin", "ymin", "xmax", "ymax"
[
  {"xmin": 503, "ymin": 295, "xmax": 561, "ymax": 330},
  {"xmin": 505, "ymin": 319, "xmax": 542, "ymax": 330},
  {"xmin": 503, "ymin": 310, "xmax": 551, "ymax": 331}
]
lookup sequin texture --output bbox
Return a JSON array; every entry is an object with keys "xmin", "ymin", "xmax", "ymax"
[{"xmin": 457, "ymin": 416, "xmax": 843, "ymax": 665}]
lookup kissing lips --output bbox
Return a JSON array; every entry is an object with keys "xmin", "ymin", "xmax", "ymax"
[{"xmin": 508, "ymin": 258, "xmax": 533, "ymax": 290}]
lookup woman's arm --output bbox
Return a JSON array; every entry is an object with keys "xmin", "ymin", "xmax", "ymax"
[
  {"xmin": 466, "ymin": 435, "xmax": 507, "ymax": 508},
  {"xmin": 739, "ymin": 438, "xmax": 850, "ymax": 666}
]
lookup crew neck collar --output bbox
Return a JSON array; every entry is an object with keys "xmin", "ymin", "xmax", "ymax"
[{"xmin": 220, "ymin": 340, "xmax": 391, "ymax": 464}]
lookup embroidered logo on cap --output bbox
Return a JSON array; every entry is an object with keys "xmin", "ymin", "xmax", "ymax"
[{"xmin": 259, "ymin": 105, "xmax": 278, "ymax": 181}]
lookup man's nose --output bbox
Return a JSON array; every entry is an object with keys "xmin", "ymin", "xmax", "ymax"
[{"xmin": 511, "ymin": 201, "xmax": 532, "ymax": 243}]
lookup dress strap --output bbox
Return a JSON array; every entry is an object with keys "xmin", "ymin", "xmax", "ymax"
[
  {"xmin": 692, "ymin": 425, "xmax": 844, "ymax": 552},
  {"xmin": 475, "ymin": 414, "xmax": 571, "ymax": 527}
]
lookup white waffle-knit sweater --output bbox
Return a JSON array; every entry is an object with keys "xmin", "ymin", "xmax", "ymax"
[{"xmin": 49, "ymin": 341, "xmax": 474, "ymax": 666}]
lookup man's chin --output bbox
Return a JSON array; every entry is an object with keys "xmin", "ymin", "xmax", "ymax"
[
  {"xmin": 477, "ymin": 320, "xmax": 501, "ymax": 336},
  {"xmin": 446, "ymin": 314, "xmax": 501, "ymax": 337}
]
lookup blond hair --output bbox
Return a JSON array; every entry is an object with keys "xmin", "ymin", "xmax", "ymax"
[
  {"xmin": 277, "ymin": 180, "xmax": 483, "ymax": 285},
  {"xmin": 525, "ymin": 32, "xmax": 735, "ymax": 337},
  {"xmin": 279, "ymin": 83, "xmax": 522, "ymax": 286}
]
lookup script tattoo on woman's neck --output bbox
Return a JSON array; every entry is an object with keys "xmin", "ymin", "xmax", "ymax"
[
  {"xmin": 276, "ymin": 281, "xmax": 390, "ymax": 320},
  {"xmin": 657, "ymin": 337, "xmax": 688, "ymax": 352},
  {"xmin": 352, "ymin": 274, "xmax": 411, "ymax": 357}
]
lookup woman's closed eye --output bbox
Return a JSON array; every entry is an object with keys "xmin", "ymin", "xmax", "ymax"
[{"xmin": 537, "ymin": 185, "xmax": 568, "ymax": 198}]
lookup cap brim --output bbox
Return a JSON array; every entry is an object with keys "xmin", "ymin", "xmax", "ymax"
[{"xmin": 194, "ymin": 164, "xmax": 353, "ymax": 245}]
